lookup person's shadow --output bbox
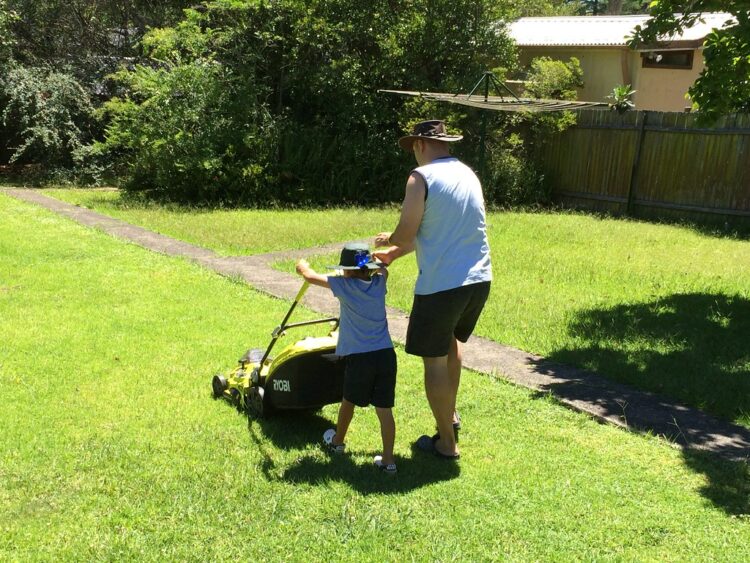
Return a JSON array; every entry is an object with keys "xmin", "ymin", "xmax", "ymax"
[
  {"xmin": 545, "ymin": 291, "xmax": 750, "ymax": 514},
  {"xmin": 246, "ymin": 411, "xmax": 460, "ymax": 495}
]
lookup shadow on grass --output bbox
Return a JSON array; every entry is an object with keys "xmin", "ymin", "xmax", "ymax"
[
  {"xmin": 552, "ymin": 205, "xmax": 750, "ymax": 241},
  {"xmin": 548, "ymin": 292, "xmax": 750, "ymax": 426},
  {"xmin": 540, "ymin": 292, "xmax": 750, "ymax": 514},
  {"xmin": 681, "ymin": 450, "xmax": 750, "ymax": 515},
  {"xmin": 247, "ymin": 410, "xmax": 460, "ymax": 495}
]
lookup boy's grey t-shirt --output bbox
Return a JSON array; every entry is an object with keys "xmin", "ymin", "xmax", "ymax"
[{"xmin": 327, "ymin": 274, "xmax": 393, "ymax": 357}]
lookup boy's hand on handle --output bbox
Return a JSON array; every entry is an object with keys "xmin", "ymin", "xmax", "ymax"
[
  {"xmin": 296, "ymin": 258, "xmax": 331, "ymax": 289},
  {"xmin": 295, "ymin": 258, "xmax": 311, "ymax": 275}
]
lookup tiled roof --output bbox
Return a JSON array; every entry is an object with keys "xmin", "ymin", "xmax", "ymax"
[{"xmin": 508, "ymin": 13, "xmax": 736, "ymax": 48}]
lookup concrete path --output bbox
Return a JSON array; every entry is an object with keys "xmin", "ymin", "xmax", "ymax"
[{"xmin": 5, "ymin": 188, "xmax": 750, "ymax": 463}]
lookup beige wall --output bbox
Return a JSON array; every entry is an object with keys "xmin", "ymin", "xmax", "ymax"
[
  {"xmin": 519, "ymin": 47, "xmax": 628, "ymax": 104},
  {"xmin": 518, "ymin": 46, "xmax": 705, "ymax": 112},
  {"xmin": 632, "ymin": 54, "xmax": 705, "ymax": 112}
]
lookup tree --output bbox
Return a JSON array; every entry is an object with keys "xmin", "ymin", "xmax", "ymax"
[
  {"xmin": 5, "ymin": 0, "xmax": 193, "ymax": 63},
  {"xmin": 0, "ymin": 0, "xmax": 16, "ymax": 63},
  {"xmin": 629, "ymin": 4, "xmax": 749, "ymax": 120},
  {"xmin": 565, "ymin": 0, "xmax": 646, "ymax": 15},
  {"xmin": 98, "ymin": 0, "xmax": 519, "ymax": 203}
]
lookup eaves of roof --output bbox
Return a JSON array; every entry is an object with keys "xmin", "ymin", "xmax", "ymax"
[{"xmin": 507, "ymin": 13, "xmax": 736, "ymax": 48}]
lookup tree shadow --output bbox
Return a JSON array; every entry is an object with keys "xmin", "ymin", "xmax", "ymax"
[
  {"xmin": 552, "ymin": 206, "xmax": 750, "ymax": 241},
  {"xmin": 542, "ymin": 291, "xmax": 750, "ymax": 514},
  {"xmin": 548, "ymin": 292, "xmax": 750, "ymax": 425},
  {"xmin": 682, "ymin": 450, "xmax": 750, "ymax": 515},
  {"xmin": 245, "ymin": 410, "xmax": 460, "ymax": 495}
]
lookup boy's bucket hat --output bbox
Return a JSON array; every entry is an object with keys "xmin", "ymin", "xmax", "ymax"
[
  {"xmin": 398, "ymin": 120, "xmax": 463, "ymax": 152},
  {"xmin": 328, "ymin": 243, "xmax": 381, "ymax": 270}
]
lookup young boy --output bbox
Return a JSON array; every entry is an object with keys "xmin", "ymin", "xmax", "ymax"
[{"xmin": 295, "ymin": 242, "xmax": 397, "ymax": 474}]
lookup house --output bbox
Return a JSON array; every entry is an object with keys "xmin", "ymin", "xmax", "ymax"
[{"xmin": 508, "ymin": 14, "xmax": 736, "ymax": 112}]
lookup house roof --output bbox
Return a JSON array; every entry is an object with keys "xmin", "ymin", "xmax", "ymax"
[{"xmin": 508, "ymin": 13, "xmax": 736, "ymax": 49}]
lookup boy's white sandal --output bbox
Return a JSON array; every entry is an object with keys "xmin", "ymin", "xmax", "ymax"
[
  {"xmin": 323, "ymin": 428, "xmax": 346, "ymax": 454},
  {"xmin": 373, "ymin": 455, "xmax": 397, "ymax": 475}
]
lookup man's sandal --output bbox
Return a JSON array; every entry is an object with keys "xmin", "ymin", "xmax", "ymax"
[
  {"xmin": 434, "ymin": 410, "xmax": 462, "ymax": 442},
  {"xmin": 415, "ymin": 434, "xmax": 460, "ymax": 460}
]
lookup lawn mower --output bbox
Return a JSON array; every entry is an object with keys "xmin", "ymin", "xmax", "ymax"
[{"xmin": 211, "ymin": 281, "xmax": 345, "ymax": 418}]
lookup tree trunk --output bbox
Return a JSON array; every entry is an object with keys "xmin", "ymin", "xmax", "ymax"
[{"xmin": 606, "ymin": 0, "xmax": 624, "ymax": 14}]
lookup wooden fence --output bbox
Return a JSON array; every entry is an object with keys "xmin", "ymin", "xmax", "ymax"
[{"xmin": 536, "ymin": 110, "xmax": 750, "ymax": 225}]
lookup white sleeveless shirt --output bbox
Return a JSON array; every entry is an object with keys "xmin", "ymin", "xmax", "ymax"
[{"xmin": 412, "ymin": 157, "xmax": 492, "ymax": 295}]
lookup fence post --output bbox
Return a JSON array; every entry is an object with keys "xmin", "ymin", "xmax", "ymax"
[{"xmin": 626, "ymin": 110, "xmax": 648, "ymax": 216}]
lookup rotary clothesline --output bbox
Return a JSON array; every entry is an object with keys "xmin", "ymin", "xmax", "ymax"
[{"xmin": 378, "ymin": 89, "xmax": 607, "ymax": 112}]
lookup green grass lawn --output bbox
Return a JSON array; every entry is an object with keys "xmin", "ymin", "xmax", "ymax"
[
  {"xmin": 41, "ymin": 188, "xmax": 750, "ymax": 427},
  {"xmin": 3, "ymin": 192, "xmax": 750, "ymax": 559},
  {"xmin": 44, "ymin": 188, "xmax": 400, "ymax": 255}
]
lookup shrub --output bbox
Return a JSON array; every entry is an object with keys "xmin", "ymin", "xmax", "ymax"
[
  {"xmin": 97, "ymin": 59, "xmax": 278, "ymax": 202},
  {"xmin": 0, "ymin": 64, "xmax": 95, "ymax": 170},
  {"xmin": 524, "ymin": 56, "xmax": 583, "ymax": 100},
  {"xmin": 98, "ymin": 0, "xmax": 515, "ymax": 204}
]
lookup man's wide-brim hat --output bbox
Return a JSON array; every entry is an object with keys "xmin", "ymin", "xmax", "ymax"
[
  {"xmin": 398, "ymin": 119, "xmax": 463, "ymax": 152},
  {"xmin": 328, "ymin": 243, "xmax": 382, "ymax": 270}
]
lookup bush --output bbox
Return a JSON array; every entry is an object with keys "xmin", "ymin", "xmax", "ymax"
[
  {"xmin": 0, "ymin": 64, "xmax": 95, "ymax": 171},
  {"xmin": 96, "ymin": 58, "xmax": 278, "ymax": 202},
  {"xmin": 524, "ymin": 56, "xmax": 583, "ymax": 100},
  {"xmin": 481, "ymin": 56, "xmax": 582, "ymax": 206},
  {"xmin": 99, "ymin": 0, "xmax": 515, "ymax": 204}
]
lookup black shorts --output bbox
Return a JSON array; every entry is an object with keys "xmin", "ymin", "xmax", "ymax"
[
  {"xmin": 405, "ymin": 281, "xmax": 491, "ymax": 358},
  {"xmin": 344, "ymin": 348, "xmax": 397, "ymax": 408}
]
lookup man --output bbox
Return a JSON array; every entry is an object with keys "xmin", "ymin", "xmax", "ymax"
[{"xmin": 374, "ymin": 119, "xmax": 492, "ymax": 459}]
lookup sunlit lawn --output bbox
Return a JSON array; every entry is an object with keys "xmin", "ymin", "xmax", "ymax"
[
  {"xmin": 3, "ymin": 192, "xmax": 750, "ymax": 559},
  {"xmin": 41, "ymin": 189, "xmax": 750, "ymax": 427},
  {"xmin": 45, "ymin": 188, "xmax": 401, "ymax": 255}
]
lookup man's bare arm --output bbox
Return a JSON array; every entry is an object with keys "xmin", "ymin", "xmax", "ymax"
[{"xmin": 373, "ymin": 172, "xmax": 425, "ymax": 263}]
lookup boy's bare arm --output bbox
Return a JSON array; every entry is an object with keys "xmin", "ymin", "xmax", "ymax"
[{"xmin": 295, "ymin": 259, "xmax": 330, "ymax": 288}]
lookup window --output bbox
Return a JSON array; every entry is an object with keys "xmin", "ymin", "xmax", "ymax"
[{"xmin": 641, "ymin": 50, "xmax": 694, "ymax": 70}]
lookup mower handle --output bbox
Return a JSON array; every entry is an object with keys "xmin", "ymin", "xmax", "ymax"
[
  {"xmin": 258, "ymin": 281, "xmax": 311, "ymax": 368},
  {"xmin": 273, "ymin": 317, "xmax": 339, "ymax": 336}
]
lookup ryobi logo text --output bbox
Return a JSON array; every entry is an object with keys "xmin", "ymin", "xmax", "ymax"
[{"xmin": 273, "ymin": 379, "xmax": 291, "ymax": 392}]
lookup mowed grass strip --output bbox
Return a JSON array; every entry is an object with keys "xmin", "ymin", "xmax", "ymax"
[
  {"xmin": 41, "ymin": 189, "xmax": 750, "ymax": 425},
  {"xmin": 1, "ymin": 194, "xmax": 749, "ymax": 559},
  {"xmin": 43, "ymin": 188, "xmax": 400, "ymax": 256}
]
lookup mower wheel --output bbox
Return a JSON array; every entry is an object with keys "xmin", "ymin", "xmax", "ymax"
[
  {"xmin": 245, "ymin": 386, "xmax": 266, "ymax": 419},
  {"xmin": 212, "ymin": 374, "xmax": 228, "ymax": 398},
  {"xmin": 229, "ymin": 387, "xmax": 241, "ymax": 406}
]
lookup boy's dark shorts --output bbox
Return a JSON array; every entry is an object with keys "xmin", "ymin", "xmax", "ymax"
[
  {"xmin": 344, "ymin": 347, "xmax": 397, "ymax": 408},
  {"xmin": 406, "ymin": 281, "xmax": 491, "ymax": 358}
]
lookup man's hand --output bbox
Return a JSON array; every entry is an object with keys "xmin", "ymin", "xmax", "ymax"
[
  {"xmin": 373, "ymin": 244, "xmax": 414, "ymax": 265},
  {"xmin": 374, "ymin": 232, "xmax": 392, "ymax": 247}
]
